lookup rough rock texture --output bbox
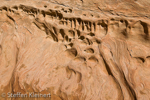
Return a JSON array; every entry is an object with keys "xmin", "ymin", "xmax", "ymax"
[{"xmin": 0, "ymin": 0, "xmax": 150, "ymax": 100}]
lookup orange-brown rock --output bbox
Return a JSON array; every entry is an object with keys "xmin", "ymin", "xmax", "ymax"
[{"xmin": 0, "ymin": 0, "xmax": 150, "ymax": 100}]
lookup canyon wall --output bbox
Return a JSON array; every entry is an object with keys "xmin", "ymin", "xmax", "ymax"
[{"xmin": 0, "ymin": 0, "xmax": 150, "ymax": 100}]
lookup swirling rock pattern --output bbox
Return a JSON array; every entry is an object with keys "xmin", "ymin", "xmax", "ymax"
[{"xmin": 0, "ymin": 0, "xmax": 150, "ymax": 100}]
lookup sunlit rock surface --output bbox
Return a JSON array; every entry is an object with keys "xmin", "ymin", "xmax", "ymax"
[{"xmin": 0, "ymin": 0, "xmax": 150, "ymax": 100}]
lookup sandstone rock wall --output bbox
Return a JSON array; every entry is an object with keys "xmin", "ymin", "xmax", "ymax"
[{"xmin": 0, "ymin": 0, "xmax": 150, "ymax": 100}]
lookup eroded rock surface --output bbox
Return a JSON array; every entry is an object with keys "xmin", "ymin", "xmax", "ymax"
[{"xmin": 0, "ymin": 0, "xmax": 150, "ymax": 100}]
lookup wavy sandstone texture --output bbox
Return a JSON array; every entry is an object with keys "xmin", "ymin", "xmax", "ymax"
[{"xmin": 0, "ymin": 0, "xmax": 150, "ymax": 100}]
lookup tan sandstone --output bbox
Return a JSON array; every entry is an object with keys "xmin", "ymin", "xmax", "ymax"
[{"xmin": 0, "ymin": 0, "xmax": 150, "ymax": 100}]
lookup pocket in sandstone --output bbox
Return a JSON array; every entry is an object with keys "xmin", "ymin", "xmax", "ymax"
[
  {"xmin": 88, "ymin": 56, "xmax": 98, "ymax": 63},
  {"xmin": 73, "ymin": 57, "xmax": 86, "ymax": 63},
  {"xmin": 130, "ymin": 21, "xmax": 149, "ymax": 39},
  {"xmin": 65, "ymin": 48, "xmax": 78, "ymax": 58},
  {"xmin": 131, "ymin": 21, "xmax": 144, "ymax": 35},
  {"xmin": 66, "ymin": 43, "xmax": 73, "ymax": 48},
  {"xmin": 87, "ymin": 32, "xmax": 95, "ymax": 37},
  {"xmin": 84, "ymin": 48, "xmax": 94, "ymax": 54},
  {"xmin": 95, "ymin": 21, "xmax": 107, "ymax": 38},
  {"xmin": 86, "ymin": 56, "xmax": 98, "ymax": 68},
  {"xmin": 67, "ymin": 30, "xmax": 75, "ymax": 39}
]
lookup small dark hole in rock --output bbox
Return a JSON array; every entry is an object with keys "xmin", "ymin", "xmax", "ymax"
[
  {"xmin": 120, "ymin": 20, "xmax": 124, "ymax": 23},
  {"xmin": 79, "ymin": 36, "xmax": 85, "ymax": 40},
  {"xmin": 44, "ymin": 5, "xmax": 47, "ymax": 8}
]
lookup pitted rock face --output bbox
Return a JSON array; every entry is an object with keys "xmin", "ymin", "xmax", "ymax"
[{"xmin": 0, "ymin": 0, "xmax": 150, "ymax": 100}]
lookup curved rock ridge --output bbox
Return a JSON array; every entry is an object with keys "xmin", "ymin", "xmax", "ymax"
[{"xmin": 0, "ymin": 1, "xmax": 150, "ymax": 100}]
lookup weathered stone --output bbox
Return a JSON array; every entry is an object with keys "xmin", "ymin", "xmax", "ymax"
[{"xmin": 0, "ymin": 0, "xmax": 150, "ymax": 100}]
